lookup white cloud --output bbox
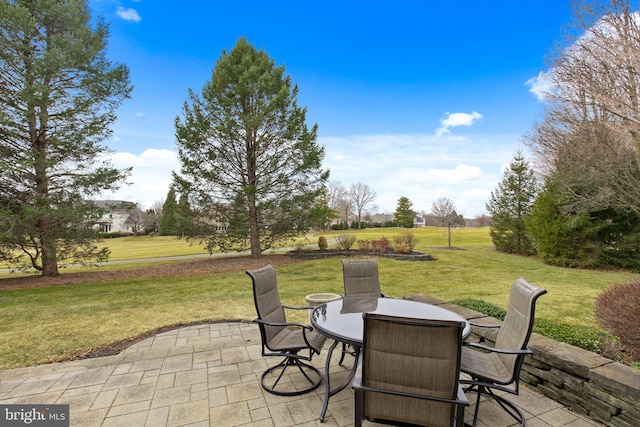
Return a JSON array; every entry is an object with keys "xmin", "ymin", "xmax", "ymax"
[
  {"xmin": 525, "ymin": 71, "xmax": 555, "ymax": 101},
  {"xmin": 98, "ymin": 131, "xmax": 515, "ymax": 216},
  {"xmin": 320, "ymin": 132, "xmax": 514, "ymax": 216},
  {"xmin": 116, "ymin": 7, "xmax": 141, "ymax": 22},
  {"xmin": 136, "ymin": 111, "xmax": 145, "ymax": 117},
  {"xmin": 435, "ymin": 111, "xmax": 483, "ymax": 137},
  {"xmin": 100, "ymin": 148, "xmax": 179, "ymax": 209}
]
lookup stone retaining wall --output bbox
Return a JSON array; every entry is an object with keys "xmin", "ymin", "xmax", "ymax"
[{"xmin": 405, "ymin": 294, "xmax": 640, "ymax": 427}]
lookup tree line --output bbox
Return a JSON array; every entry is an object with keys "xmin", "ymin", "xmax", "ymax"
[
  {"xmin": 487, "ymin": 0, "xmax": 640, "ymax": 272},
  {"xmin": 4, "ymin": 0, "xmax": 640, "ymax": 276}
]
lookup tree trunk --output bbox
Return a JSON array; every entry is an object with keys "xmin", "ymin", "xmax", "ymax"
[
  {"xmin": 249, "ymin": 209, "xmax": 261, "ymax": 259},
  {"xmin": 38, "ymin": 213, "xmax": 59, "ymax": 276},
  {"xmin": 447, "ymin": 224, "xmax": 452, "ymax": 249}
]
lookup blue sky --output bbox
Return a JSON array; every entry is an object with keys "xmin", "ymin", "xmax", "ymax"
[{"xmin": 91, "ymin": 0, "xmax": 573, "ymax": 216}]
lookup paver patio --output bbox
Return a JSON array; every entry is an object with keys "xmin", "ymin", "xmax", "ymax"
[{"xmin": 0, "ymin": 321, "xmax": 603, "ymax": 426}]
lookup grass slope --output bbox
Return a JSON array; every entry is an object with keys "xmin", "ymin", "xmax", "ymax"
[{"xmin": 1, "ymin": 227, "xmax": 637, "ymax": 369}]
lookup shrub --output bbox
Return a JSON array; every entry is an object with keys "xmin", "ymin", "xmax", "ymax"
[
  {"xmin": 96, "ymin": 232, "xmax": 128, "ymax": 238},
  {"xmin": 534, "ymin": 318, "xmax": 610, "ymax": 353},
  {"xmin": 394, "ymin": 243, "xmax": 412, "ymax": 254},
  {"xmin": 595, "ymin": 279, "xmax": 640, "ymax": 359},
  {"xmin": 357, "ymin": 240, "xmax": 371, "ymax": 252},
  {"xmin": 336, "ymin": 234, "xmax": 356, "ymax": 250},
  {"xmin": 371, "ymin": 237, "xmax": 390, "ymax": 253},
  {"xmin": 393, "ymin": 231, "xmax": 419, "ymax": 252},
  {"xmin": 452, "ymin": 299, "xmax": 506, "ymax": 320},
  {"xmin": 317, "ymin": 236, "xmax": 328, "ymax": 250}
]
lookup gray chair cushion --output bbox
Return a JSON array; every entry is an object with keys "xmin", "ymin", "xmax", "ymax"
[
  {"xmin": 358, "ymin": 314, "xmax": 466, "ymax": 427},
  {"xmin": 342, "ymin": 259, "xmax": 383, "ymax": 298}
]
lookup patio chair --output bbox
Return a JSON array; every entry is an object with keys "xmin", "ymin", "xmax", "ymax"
[
  {"xmin": 460, "ymin": 278, "xmax": 547, "ymax": 426},
  {"xmin": 340, "ymin": 258, "xmax": 391, "ymax": 364},
  {"xmin": 353, "ymin": 313, "xmax": 469, "ymax": 427},
  {"xmin": 342, "ymin": 259, "xmax": 390, "ymax": 298},
  {"xmin": 247, "ymin": 265, "xmax": 327, "ymax": 396}
]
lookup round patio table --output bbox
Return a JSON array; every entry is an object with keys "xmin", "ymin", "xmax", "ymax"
[{"xmin": 310, "ymin": 297, "xmax": 470, "ymax": 421}]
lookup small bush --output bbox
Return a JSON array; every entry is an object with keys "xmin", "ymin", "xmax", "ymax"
[
  {"xmin": 336, "ymin": 234, "xmax": 356, "ymax": 250},
  {"xmin": 97, "ymin": 232, "xmax": 126, "ymax": 238},
  {"xmin": 393, "ymin": 231, "xmax": 419, "ymax": 252},
  {"xmin": 595, "ymin": 279, "xmax": 640, "ymax": 359},
  {"xmin": 452, "ymin": 299, "xmax": 506, "ymax": 320},
  {"xmin": 534, "ymin": 318, "xmax": 610, "ymax": 353},
  {"xmin": 317, "ymin": 236, "xmax": 328, "ymax": 250},
  {"xmin": 394, "ymin": 243, "xmax": 412, "ymax": 254},
  {"xmin": 357, "ymin": 240, "xmax": 371, "ymax": 252},
  {"xmin": 371, "ymin": 237, "xmax": 390, "ymax": 253}
]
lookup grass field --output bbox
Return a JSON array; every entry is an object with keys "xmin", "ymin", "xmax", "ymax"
[{"xmin": 1, "ymin": 227, "xmax": 638, "ymax": 370}]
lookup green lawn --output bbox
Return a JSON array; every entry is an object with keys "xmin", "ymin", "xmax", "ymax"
[{"xmin": 0, "ymin": 227, "xmax": 638, "ymax": 370}]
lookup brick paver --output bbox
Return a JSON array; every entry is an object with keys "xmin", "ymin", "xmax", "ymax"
[{"xmin": 0, "ymin": 321, "xmax": 602, "ymax": 426}]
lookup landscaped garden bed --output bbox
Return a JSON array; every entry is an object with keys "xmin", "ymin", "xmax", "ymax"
[
  {"xmin": 286, "ymin": 231, "xmax": 436, "ymax": 261},
  {"xmin": 286, "ymin": 248, "xmax": 436, "ymax": 261}
]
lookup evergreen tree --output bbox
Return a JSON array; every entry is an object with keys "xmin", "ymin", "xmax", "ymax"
[
  {"xmin": 394, "ymin": 196, "xmax": 414, "ymax": 228},
  {"xmin": 158, "ymin": 188, "xmax": 178, "ymax": 236},
  {"xmin": 486, "ymin": 150, "xmax": 538, "ymax": 255},
  {"xmin": 175, "ymin": 192, "xmax": 194, "ymax": 237},
  {"xmin": 174, "ymin": 38, "xmax": 328, "ymax": 258},
  {"xmin": 0, "ymin": 0, "xmax": 132, "ymax": 275},
  {"xmin": 528, "ymin": 179, "xmax": 640, "ymax": 271}
]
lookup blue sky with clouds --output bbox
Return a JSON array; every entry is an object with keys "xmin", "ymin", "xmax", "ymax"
[{"xmin": 91, "ymin": 0, "xmax": 573, "ymax": 216}]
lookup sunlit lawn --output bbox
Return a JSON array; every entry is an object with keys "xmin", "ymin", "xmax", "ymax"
[{"xmin": 0, "ymin": 227, "xmax": 638, "ymax": 370}]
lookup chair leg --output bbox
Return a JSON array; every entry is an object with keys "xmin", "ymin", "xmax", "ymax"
[
  {"xmin": 339, "ymin": 342, "xmax": 347, "ymax": 365},
  {"xmin": 338, "ymin": 342, "xmax": 357, "ymax": 366},
  {"xmin": 462, "ymin": 381, "xmax": 525, "ymax": 427},
  {"xmin": 354, "ymin": 388, "xmax": 363, "ymax": 427},
  {"xmin": 260, "ymin": 355, "xmax": 323, "ymax": 396},
  {"xmin": 485, "ymin": 386, "xmax": 526, "ymax": 426}
]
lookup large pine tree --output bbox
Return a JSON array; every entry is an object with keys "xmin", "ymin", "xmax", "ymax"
[
  {"xmin": 0, "ymin": 0, "xmax": 132, "ymax": 275},
  {"xmin": 174, "ymin": 37, "xmax": 328, "ymax": 258},
  {"xmin": 486, "ymin": 150, "xmax": 538, "ymax": 255}
]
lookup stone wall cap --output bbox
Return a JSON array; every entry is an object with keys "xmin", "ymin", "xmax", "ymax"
[{"xmin": 590, "ymin": 362, "xmax": 640, "ymax": 402}]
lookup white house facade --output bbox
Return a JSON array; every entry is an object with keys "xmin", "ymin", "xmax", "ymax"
[{"xmin": 89, "ymin": 200, "xmax": 137, "ymax": 233}]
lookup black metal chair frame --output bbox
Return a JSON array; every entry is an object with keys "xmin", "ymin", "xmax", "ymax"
[
  {"xmin": 460, "ymin": 279, "xmax": 547, "ymax": 427},
  {"xmin": 248, "ymin": 266, "xmax": 326, "ymax": 396},
  {"xmin": 461, "ymin": 334, "xmax": 532, "ymax": 426}
]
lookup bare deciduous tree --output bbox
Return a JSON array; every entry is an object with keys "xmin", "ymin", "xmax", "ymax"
[
  {"xmin": 327, "ymin": 181, "xmax": 350, "ymax": 224},
  {"xmin": 124, "ymin": 207, "xmax": 146, "ymax": 233},
  {"xmin": 350, "ymin": 183, "xmax": 377, "ymax": 229},
  {"xmin": 431, "ymin": 197, "xmax": 462, "ymax": 248},
  {"xmin": 528, "ymin": 0, "xmax": 640, "ymax": 216}
]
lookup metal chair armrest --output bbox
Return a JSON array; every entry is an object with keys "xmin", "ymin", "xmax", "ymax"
[
  {"xmin": 282, "ymin": 304, "xmax": 315, "ymax": 311},
  {"xmin": 253, "ymin": 318, "xmax": 313, "ymax": 331},
  {"xmin": 352, "ymin": 353, "xmax": 467, "ymax": 406},
  {"xmin": 463, "ymin": 341, "xmax": 533, "ymax": 355},
  {"xmin": 353, "ymin": 382, "xmax": 469, "ymax": 406},
  {"xmin": 469, "ymin": 320, "xmax": 501, "ymax": 328}
]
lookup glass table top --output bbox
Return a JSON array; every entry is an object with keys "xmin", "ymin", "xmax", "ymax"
[{"xmin": 310, "ymin": 297, "xmax": 470, "ymax": 346}]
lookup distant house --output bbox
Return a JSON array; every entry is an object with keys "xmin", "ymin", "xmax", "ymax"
[
  {"xmin": 89, "ymin": 200, "xmax": 137, "ymax": 233},
  {"xmin": 413, "ymin": 215, "xmax": 425, "ymax": 228}
]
